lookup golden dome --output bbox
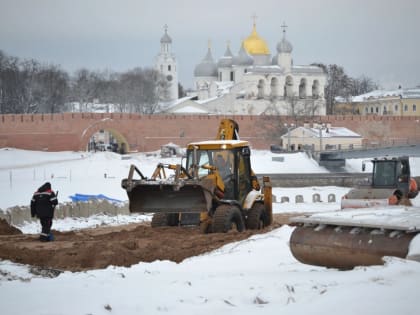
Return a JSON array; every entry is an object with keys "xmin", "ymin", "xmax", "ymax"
[{"xmin": 242, "ymin": 24, "xmax": 270, "ymax": 55}]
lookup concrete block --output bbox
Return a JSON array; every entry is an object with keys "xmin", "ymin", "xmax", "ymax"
[
  {"xmin": 295, "ymin": 195, "xmax": 304, "ymax": 203},
  {"xmin": 328, "ymin": 194, "xmax": 336, "ymax": 203},
  {"xmin": 312, "ymin": 193, "xmax": 322, "ymax": 203}
]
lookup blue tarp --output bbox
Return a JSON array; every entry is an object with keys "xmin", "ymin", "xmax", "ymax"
[{"xmin": 69, "ymin": 193, "xmax": 123, "ymax": 204}]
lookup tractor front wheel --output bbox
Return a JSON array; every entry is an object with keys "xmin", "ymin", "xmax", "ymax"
[
  {"xmin": 246, "ymin": 202, "xmax": 269, "ymax": 230},
  {"xmin": 212, "ymin": 204, "xmax": 245, "ymax": 233}
]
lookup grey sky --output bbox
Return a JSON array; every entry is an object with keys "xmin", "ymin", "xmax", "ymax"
[{"xmin": 1, "ymin": 0, "xmax": 419, "ymax": 90}]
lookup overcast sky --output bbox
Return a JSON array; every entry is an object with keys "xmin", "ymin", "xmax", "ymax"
[{"xmin": 1, "ymin": 0, "xmax": 419, "ymax": 90}]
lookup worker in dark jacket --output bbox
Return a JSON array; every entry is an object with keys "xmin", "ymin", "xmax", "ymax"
[{"xmin": 31, "ymin": 182, "xmax": 58, "ymax": 242}]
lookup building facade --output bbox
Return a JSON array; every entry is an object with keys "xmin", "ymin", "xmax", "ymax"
[
  {"xmin": 335, "ymin": 87, "xmax": 420, "ymax": 117},
  {"xmin": 281, "ymin": 123, "xmax": 363, "ymax": 152}
]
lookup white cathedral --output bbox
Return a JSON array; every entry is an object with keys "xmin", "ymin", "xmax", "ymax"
[{"xmin": 156, "ymin": 22, "xmax": 327, "ymax": 115}]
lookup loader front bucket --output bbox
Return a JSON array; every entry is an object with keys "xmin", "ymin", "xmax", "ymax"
[{"xmin": 122, "ymin": 178, "xmax": 215, "ymax": 214}]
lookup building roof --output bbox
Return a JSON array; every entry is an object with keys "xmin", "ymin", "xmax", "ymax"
[
  {"xmin": 282, "ymin": 126, "xmax": 362, "ymax": 139},
  {"xmin": 337, "ymin": 87, "xmax": 420, "ymax": 103},
  {"xmin": 292, "ymin": 65, "xmax": 325, "ymax": 74}
]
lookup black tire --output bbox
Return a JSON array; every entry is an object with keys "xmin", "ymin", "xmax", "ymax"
[
  {"xmin": 212, "ymin": 204, "xmax": 245, "ymax": 233},
  {"xmin": 246, "ymin": 202, "xmax": 268, "ymax": 230},
  {"xmin": 151, "ymin": 213, "xmax": 179, "ymax": 227}
]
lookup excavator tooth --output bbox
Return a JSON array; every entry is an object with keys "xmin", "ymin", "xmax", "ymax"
[
  {"xmin": 389, "ymin": 230, "xmax": 402, "ymax": 238},
  {"xmin": 314, "ymin": 224, "xmax": 326, "ymax": 231},
  {"xmin": 370, "ymin": 229, "xmax": 385, "ymax": 235},
  {"xmin": 350, "ymin": 227, "xmax": 362, "ymax": 234}
]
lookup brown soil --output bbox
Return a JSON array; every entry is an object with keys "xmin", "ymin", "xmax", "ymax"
[
  {"xmin": 0, "ymin": 215, "xmax": 287, "ymax": 272},
  {"xmin": 0, "ymin": 219, "xmax": 23, "ymax": 235}
]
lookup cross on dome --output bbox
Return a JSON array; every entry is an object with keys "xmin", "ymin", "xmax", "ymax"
[
  {"xmin": 281, "ymin": 21, "xmax": 288, "ymax": 37},
  {"xmin": 251, "ymin": 13, "xmax": 258, "ymax": 26}
]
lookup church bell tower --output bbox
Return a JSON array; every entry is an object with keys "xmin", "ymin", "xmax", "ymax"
[{"xmin": 155, "ymin": 25, "xmax": 179, "ymax": 101}]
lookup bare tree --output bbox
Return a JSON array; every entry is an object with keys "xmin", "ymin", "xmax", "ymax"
[
  {"xmin": 350, "ymin": 75, "xmax": 379, "ymax": 96},
  {"xmin": 0, "ymin": 52, "xmax": 69, "ymax": 114},
  {"xmin": 70, "ymin": 69, "xmax": 101, "ymax": 112},
  {"xmin": 36, "ymin": 65, "xmax": 69, "ymax": 113}
]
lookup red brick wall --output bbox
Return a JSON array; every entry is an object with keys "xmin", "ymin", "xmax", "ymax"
[{"xmin": 0, "ymin": 113, "xmax": 419, "ymax": 152}]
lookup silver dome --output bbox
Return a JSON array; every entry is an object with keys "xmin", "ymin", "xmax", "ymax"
[
  {"xmin": 277, "ymin": 38, "xmax": 293, "ymax": 53},
  {"xmin": 233, "ymin": 43, "xmax": 254, "ymax": 66},
  {"xmin": 194, "ymin": 48, "xmax": 218, "ymax": 77},
  {"xmin": 160, "ymin": 33, "xmax": 172, "ymax": 44},
  {"xmin": 160, "ymin": 27, "xmax": 172, "ymax": 44},
  {"xmin": 217, "ymin": 45, "xmax": 234, "ymax": 68}
]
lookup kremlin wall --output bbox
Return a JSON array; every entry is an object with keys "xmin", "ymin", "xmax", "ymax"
[{"xmin": 1, "ymin": 113, "xmax": 419, "ymax": 153}]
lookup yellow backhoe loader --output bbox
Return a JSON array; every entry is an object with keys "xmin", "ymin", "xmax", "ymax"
[{"xmin": 121, "ymin": 119, "xmax": 272, "ymax": 233}]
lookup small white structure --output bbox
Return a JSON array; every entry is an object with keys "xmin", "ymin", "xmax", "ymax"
[{"xmin": 281, "ymin": 123, "xmax": 363, "ymax": 151}]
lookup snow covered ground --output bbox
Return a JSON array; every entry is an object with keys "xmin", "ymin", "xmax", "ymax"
[{"xmin": 1, "ymin": 148, "xmax": 420, "ymax": 315}]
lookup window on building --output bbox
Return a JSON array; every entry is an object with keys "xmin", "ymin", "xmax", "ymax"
[
  {"xmin": 230, "ymin": 71, "xmax": 234, "ymax": 81},
  {"xmin": 365, "ymin": 107, "xmax": 368, "ymax": 113},
  {"xmin": 404, "ymin": 104, "xmax": 408, "ymax": 112},
  {"xmin": 383, "ymin": 106, "xmax": 387, "ymax": 114},
  {"xmin": 394, "ymin": 104, "xmax": 398, "ymax": 112},
  {"xmin": 371, "ymin": 107, "xmax": 374, "ymax": 113},
  {"xmin": 413, "ymin": 104, "xmax": 417, "ymax": 112},
  {"xmin": 219, "ymin": 72, "xmax": 222, "ymax": 81},
  {"xmin": 375, "ymin": 107, "xmax": 379, "ymax": 113},
  {"xmin": 168, "ymin": 65, "xmax": 171, "ymax": 71}
]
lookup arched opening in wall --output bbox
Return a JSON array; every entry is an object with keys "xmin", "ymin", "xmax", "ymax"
[
  {"xmin": 284, "ymin": 76, "xmax": 293, "ymax": 98},
  {"xmin": 299, "ymin": 78, "xmax": 307, "ymax": 99},
  {"xmin": 312, "ymin": 80, "xmax": 320, "ymax": 99},
  {"xmin": 270, "ymin": 77, "xmax": 280, "ymax": 99},
  {"xmin": 257, "ymin": 79, "xmax": 265, "ymax": 99},
  {"xmin": 87, "ymin": 128, "xmax": 129, "ymax": 154}
]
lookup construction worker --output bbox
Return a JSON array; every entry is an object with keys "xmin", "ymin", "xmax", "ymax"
[
  {"xmin": 30, "ymin": 182, "xmax": 58, "ymax": 242},
  {"xmin": 215, "ymin": 154, "xmax": 232, "ymax": 181},
  {"xmin": 215, "ymin": 154, "xmax": 234, "ymax": 199}
]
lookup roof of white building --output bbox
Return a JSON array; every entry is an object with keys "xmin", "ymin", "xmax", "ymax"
[
  {"xmin": 336, "ymin": 87, "xmax": 420, "ymax": 102},
  {"xmin": 283, "ymin": 126, "xmax": 362, "ymax": 139}
]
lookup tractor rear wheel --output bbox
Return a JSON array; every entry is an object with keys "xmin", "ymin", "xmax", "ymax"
[
  {"xmin": 151, "ymin": 213, "xmax": 179, "ymax": 227},
  {"xmin": 212, "ymin": 204, "xmax": 245, "ymax": 233},
  {"xmin": 246, "ymin": 202, "xmax": 269, "ymax": 230}
]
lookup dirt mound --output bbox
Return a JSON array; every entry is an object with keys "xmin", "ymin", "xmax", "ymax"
[
  {"xmin": 0, "ymin": 216, "xmax": 285, "ymax": 272},
  {"xmin": 0, "ymin": 219, "xmax": 22, "ymax": 235}
]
